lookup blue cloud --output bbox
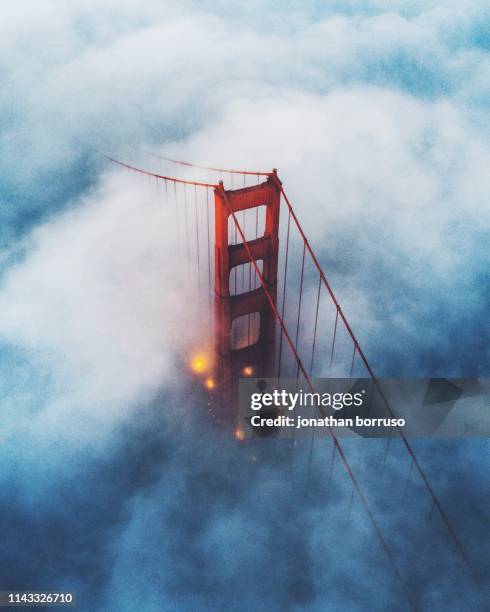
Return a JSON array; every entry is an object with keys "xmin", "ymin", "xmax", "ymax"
[{"xmin": 0, "ymin": 2, "xmax": 488, "ymax": 610}]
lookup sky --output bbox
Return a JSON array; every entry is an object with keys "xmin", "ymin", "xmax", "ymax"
[{"xmin": 0, "ymin": 1, "xmax": 489, "ymax": 611}]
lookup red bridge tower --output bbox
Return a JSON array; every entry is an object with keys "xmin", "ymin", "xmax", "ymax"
[{"xmin": 214, "ymin": 174, "xmax": 281, "ymax": 414}]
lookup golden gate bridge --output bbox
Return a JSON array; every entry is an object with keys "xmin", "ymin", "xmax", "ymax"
[{"xmin": 92, "ymin": 145, "xmax": 477, "ymax": 610}]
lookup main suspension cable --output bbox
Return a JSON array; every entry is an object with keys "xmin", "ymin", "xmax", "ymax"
[
  {"xmin": 140, "ymin": 148, "xmax": 271, "ymax": 177},
  {"xmin": 93, "ymin": 147, "xmax": 218, "ymax": 188}
]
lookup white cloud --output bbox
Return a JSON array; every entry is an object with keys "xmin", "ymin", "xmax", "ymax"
[
  {"xmin": 0, "ymin": 0, "xmax": 488, "ymax": 443},
  {"xmin": 0, "ymin": 4, "xmax": 488, "ymax": 608},
  {"xmin": 0, "ymin": 170, "xmax": 208, "ymax": 461}
]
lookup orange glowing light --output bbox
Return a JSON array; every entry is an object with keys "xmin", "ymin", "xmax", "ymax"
[
  {"xmin": 243, "ymin": 366, "xmax": 253, "ymax": 376},
  {"xmin": 235, "ymin": 428, "xmax": 246, "ymax": 441},
  {"xmin": 190, "ymin": 354, "xmax": 208, "ymax": 374},
  {"xmin": 205, "ymin": 377, "xmax": 215, "ymax": 390}
]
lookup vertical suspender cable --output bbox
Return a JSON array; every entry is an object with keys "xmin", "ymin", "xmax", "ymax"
[
  {"xmin": 348, "ymin": 484, "xmax": 355, "ymax": 516},
  {"xmin": 277, "ymin": 210, "xmax": 291, "ymax": 378},
  {"xmin": 383, "ymin": 431, "xmax": 392, "ymax": 469},
  {"xmin": 183, "ymin": 184, "xmax": 190, "ymax": 267},
  {"xmin": 350, "ymin": 343, "xmax": 357, "ymax": 378},
  {"xmin": 206, "ymin": 188, "xmax": 212, "ymax": 320},
  {"xmin": 241, "ymin": 210, "xmax": 246, "ymax": 295},
  {"xmin": 329, "ymin": 307, "xmax": 339, "ymax": 373},
  {"xmin": 254, "ymin": 198, "xmax": 259, "ymax": 290},
  {"xmin": 403, "ymin": 460, "xmax": 414, "ymax": 500},
  {"xmin": 194, "ymin": 185, "xmax": 201, "ymax": 292},
  {"xmin": 326, "ymin": 442, "xmax": 336, "ymax": 499},
  {"xmin": 310, "ymin": 275, "xmax": 322, "ymax": 376},
  {"xmin": 173, "ymin": 181, "xmax": 180, "ymax": 257},
  {"xmin": 294, "ymin": 243, "xmax": 307, "ymax": 378}
]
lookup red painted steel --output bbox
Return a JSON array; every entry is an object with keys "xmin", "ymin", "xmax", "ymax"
[{"xmin": 213, "ymin": 175, "xmax": 281, "ymax": 412}]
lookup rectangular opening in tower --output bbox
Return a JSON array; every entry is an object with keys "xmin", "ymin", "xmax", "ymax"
[
  {"xmin": 229, "ymin": 260, "xmax": 263, "ymax": 296},
  {"xmin": 228, "ymin": 205, "xmax": 266, "ymax": 246},
  {"xmin": 230, "ymin": 312, "xmax": 260, "ymax": 350}
]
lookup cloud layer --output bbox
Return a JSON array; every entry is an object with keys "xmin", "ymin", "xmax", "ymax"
[{"xmin": 0, "ymin": 2, "xmax": 489, "ymax": 610}]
